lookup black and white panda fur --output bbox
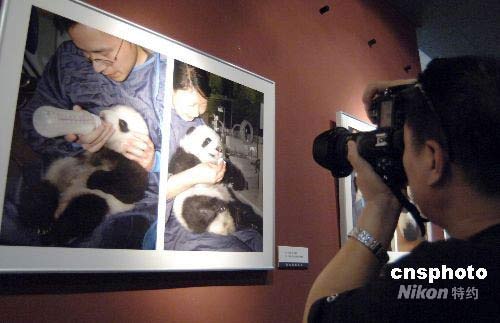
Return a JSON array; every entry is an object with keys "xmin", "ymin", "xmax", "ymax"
[
  {"xmin": 169, "ymin": 125, "xmax": 262, "ymax": 236},
  {"xmin": 20, "ymin": 105, "xmax": 150, "ymax": 246}
]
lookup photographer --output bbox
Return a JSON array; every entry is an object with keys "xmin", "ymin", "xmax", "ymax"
[{"xmin": 304, "ymin": 56, "xmax": 500, "ymax": 322}]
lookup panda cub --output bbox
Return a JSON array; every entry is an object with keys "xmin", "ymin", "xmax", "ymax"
[
  {"xmin": 20, "ymin": 105, "xmax": 150, "ymax": 246},
  {"xmin": 170, "ymin": 125, "xmax": 262, "ymax": 236}
]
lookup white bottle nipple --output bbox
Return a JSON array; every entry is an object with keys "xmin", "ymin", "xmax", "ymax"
[{"xmin": 33, "ymin": 105, "xmax": 102, "ymax": 138}]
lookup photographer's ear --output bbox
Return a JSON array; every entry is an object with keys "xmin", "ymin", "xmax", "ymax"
[{"xmin": 422, "ymin": 139, "xmax": 449, "ymax": 186}]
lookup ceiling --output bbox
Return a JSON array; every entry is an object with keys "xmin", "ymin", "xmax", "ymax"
[{"xmin": 385, "ymin": 0, "xmax": 500, "ymax": 59}]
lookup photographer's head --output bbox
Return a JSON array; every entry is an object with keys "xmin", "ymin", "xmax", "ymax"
[
  {"xmin": 404, "ymin": 57, "xmax": 500, "ymax": 192},
  {"xmin": 402, "ymin": 56, "xmax": 500, "ymax": 231}
]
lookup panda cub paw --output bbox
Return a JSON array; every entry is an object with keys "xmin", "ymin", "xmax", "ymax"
[
  {"xmin": 180, "ymin": 195, "xmax": 235, "ymax": 235},
  {"xmin": 18, "ymin": 180, "xmax": 60, "ymax": 236},
  {"xmin": 52, "ymin": 193, "xmax": 109, "ymax": 245}
]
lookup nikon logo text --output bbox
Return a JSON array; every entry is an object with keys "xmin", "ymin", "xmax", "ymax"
[{"xmin": 398, "ymin": 284, "xmax": 448, "ymax": 299}]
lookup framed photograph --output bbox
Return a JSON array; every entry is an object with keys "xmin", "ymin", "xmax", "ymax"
[
  {"xmin": 336, "ymin": 112, "xmax": 445, "ymax": 262},
  {"xmin": 336, "ymin": 111, "xmax": 375, "ymax": 247},
  {"xmin": 0, "ymin": 0, "xmax": 275, "ymax": 272}
]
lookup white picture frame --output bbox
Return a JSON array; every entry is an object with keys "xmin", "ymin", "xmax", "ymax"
[
  {"xmin": 0, "ymin": 0, "xmax": 275, "ymax": 272},
  {"xmin": 336, "ymin": 111, "xmax": 375, "ymax": 247}
]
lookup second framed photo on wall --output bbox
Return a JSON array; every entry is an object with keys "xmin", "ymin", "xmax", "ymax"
[
  {"xmin": 154, "ymin": 59, "xmax": 267, "ymax": 254},
  {"xmin": 336, "ymin": 111, "xmax": 375, "ymax": 247},
  {"xmin": 0, "ymin": 0, "xmax": 275, "ymax": 272}
]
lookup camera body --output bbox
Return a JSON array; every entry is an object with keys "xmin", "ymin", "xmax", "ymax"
[{"xmin": 313, "ymin": 84, "xmax": 414, "ymax": 188}]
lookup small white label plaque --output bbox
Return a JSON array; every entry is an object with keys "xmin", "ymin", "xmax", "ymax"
[{"xmin": 278, "ymin": 246, "xmax": 309, "ymax": 269}]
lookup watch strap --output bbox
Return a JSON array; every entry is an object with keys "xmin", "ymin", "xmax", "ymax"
[{"xmin": 348, "ymin": 227, "xmax": 389, "ymax": 264}]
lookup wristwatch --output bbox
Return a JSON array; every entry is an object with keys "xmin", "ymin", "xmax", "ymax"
[{"xmin": 348, "ymin": 227, "xmax": 389, "ymax": 264}]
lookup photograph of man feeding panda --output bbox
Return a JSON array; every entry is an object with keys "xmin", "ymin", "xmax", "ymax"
[
  {"xmin": 0, "ymin": 8, "xmax": 163, "ymax": 249},
  {"xmin": 0, "ymin": 8, "xmax": 264, "ymax": 252}
]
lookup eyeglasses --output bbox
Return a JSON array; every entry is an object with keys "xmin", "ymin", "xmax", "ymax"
[
  {"xmin": 415, "ymin": 83, "xmax": 453, "ymax": 160},
  {"xmin": 85, "ymin": 39, "xmax": 124, "ymax": 67}
]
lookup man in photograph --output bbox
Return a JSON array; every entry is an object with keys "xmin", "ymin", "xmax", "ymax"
[{"xmin": 1, "ymin": 12, "xmax": 166, "ymax": 249}]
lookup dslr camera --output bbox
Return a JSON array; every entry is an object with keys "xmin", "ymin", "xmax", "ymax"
[{"xmin": 313, "ymin": 84, "xmax": 415, "ymax": 189}]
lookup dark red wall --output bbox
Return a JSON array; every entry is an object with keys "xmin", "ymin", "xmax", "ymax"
[{"xmin": 0, "ymin": 1, "xmax": 420, "ymax": 322}]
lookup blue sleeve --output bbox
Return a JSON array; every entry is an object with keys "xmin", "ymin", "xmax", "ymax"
[
  {"xmin": 151, "ymin": 150, "xmax": 161, "ymax": 173},
  {"xmin": 19, "ymin": 42, "xmax": 83, "ymax": 158}
]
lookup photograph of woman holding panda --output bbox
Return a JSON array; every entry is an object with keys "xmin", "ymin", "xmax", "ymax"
[{"xmin": 142, "ymin": 61, "xmax": 263, "ymax": 252}]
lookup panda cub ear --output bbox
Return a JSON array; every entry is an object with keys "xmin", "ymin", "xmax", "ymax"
[{"xmin": 186, "ymin": 127, "xmax": 196, "ymax": 135}]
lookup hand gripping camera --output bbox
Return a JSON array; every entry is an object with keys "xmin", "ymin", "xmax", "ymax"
[{"xmin": 312, "ymin": 84, "xmax": 428, "ymax": 235}]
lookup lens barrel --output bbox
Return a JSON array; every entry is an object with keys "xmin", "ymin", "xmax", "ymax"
[{"xmin": 313, "ymin": 127, "xmax": 353, "ymax": 178}]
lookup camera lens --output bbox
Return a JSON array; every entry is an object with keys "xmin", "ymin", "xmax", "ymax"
[{"xmin": 312, "ymin": 127, "xmax": 353, "ymax": 177}]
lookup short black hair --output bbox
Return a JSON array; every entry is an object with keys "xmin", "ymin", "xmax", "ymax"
[
  {"xmin": 173, "ymin": 61, "xmax": 211, "ymax": 99},
  {"xmin": 53, "ymin": 15, "xmax": 77, "ymax": 35},
  {"xmin": 406, "ymin": 56, "xmax": 500, "ymax": 195}
]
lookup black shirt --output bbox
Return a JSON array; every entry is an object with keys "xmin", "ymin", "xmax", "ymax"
[{"xmin": 308, "ymin": 224, "xmax": 500, "ymax": 322}]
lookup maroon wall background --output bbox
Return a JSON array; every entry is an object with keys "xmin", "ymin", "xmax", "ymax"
[{"xmin": 0, "ymin": 1, "xmax": 420, "ymax": 322}]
